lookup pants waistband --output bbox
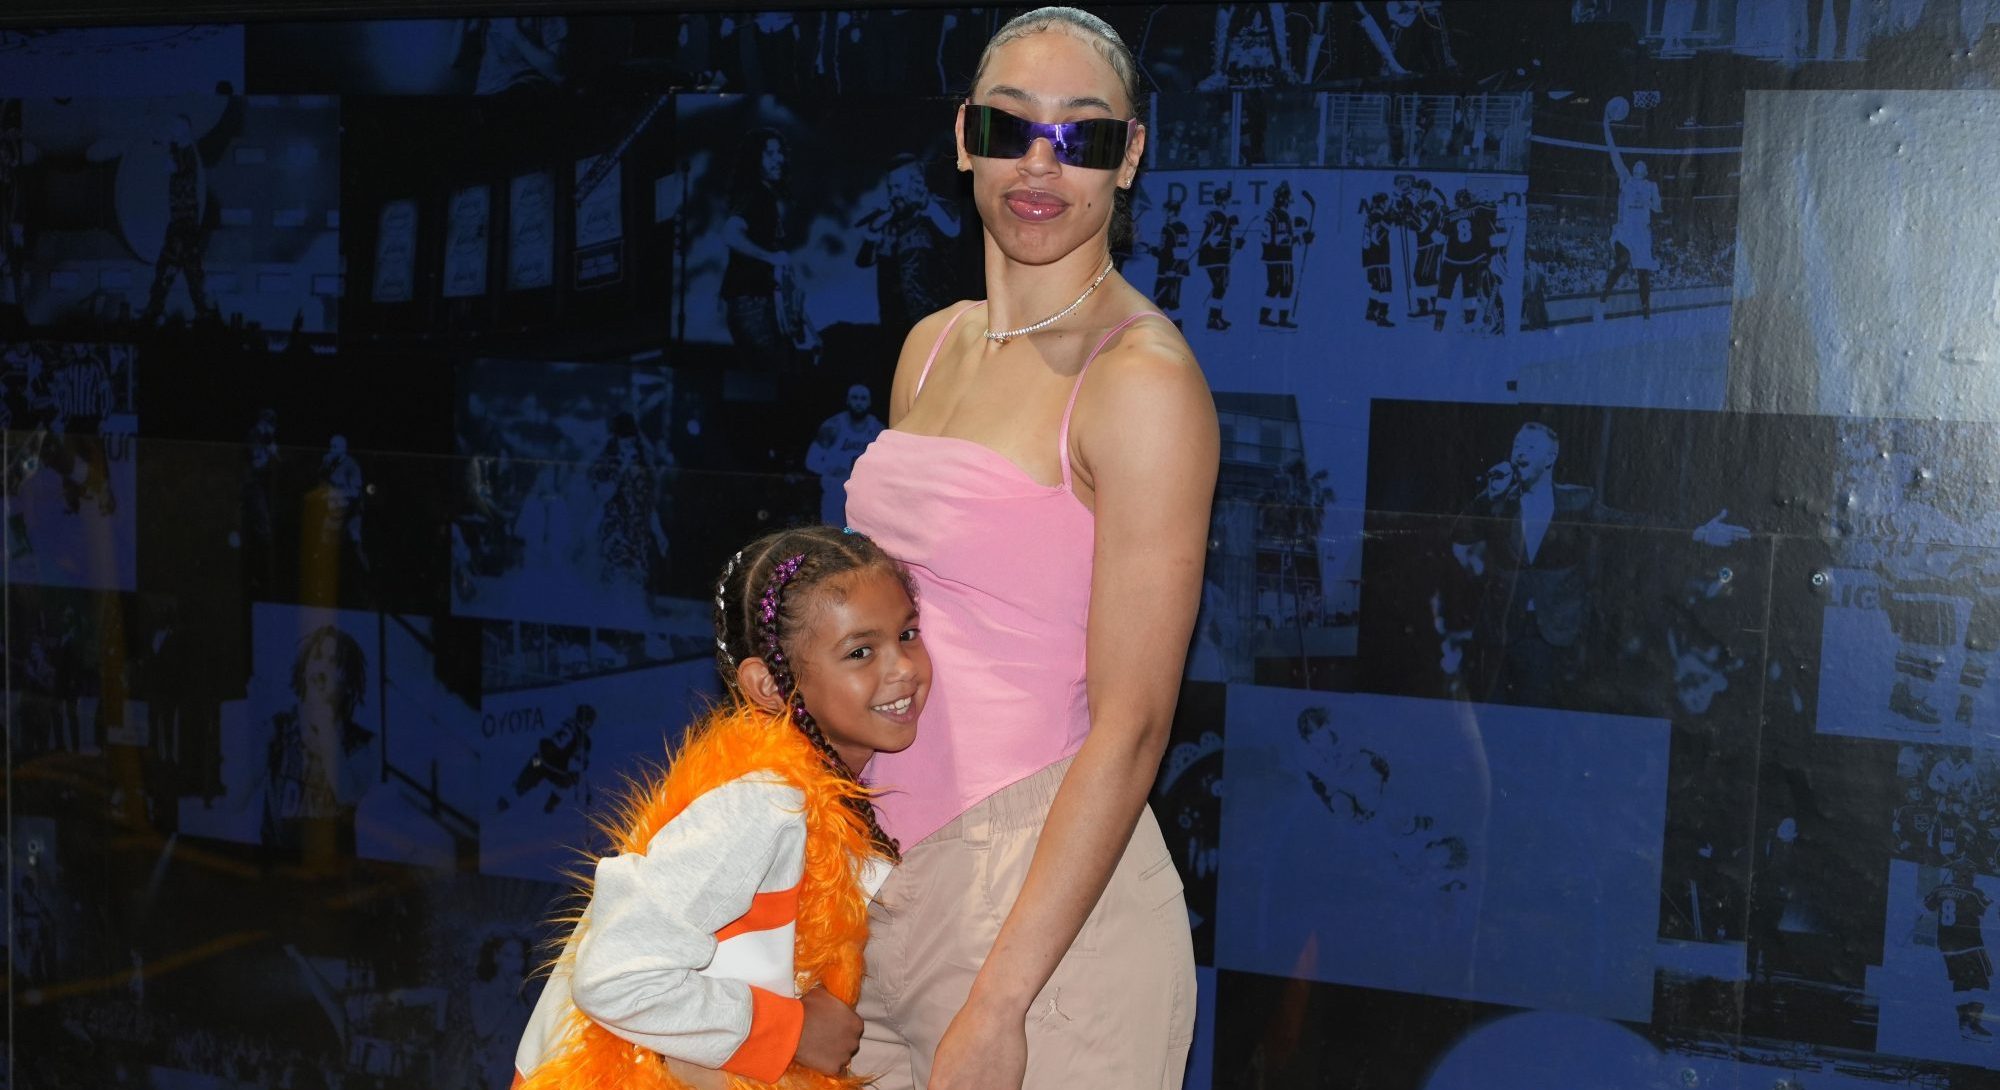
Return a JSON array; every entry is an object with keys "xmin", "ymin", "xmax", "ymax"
[{"xmin": 918, "ymin": 755, "xmax": 1077, "ymax": 847}]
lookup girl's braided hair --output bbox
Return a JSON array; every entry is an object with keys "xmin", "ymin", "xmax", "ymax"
[{"xmin": 713, "ymin": 525, "xmax": 914, "ymax": 862}]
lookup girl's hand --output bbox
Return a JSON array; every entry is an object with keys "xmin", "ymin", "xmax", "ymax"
[
  {"xmin": 792, "ymin": 986, "xmax": 862, "ymax": 1075},
  {"xmin": 926, "ymin": 999, "xmax": 1027, "ymax": 1090}
]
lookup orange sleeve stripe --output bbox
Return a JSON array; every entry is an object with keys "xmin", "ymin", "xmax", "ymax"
[
  {"xmin": 721, "ymin": 985, "xmax": 803, "ymax": 1083},
  {"xmin": 714, "ymin": 881, "xmax": 801, "ymax": 942}
]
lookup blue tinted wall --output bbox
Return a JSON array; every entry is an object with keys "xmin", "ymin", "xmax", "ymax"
[{"xmin": 8, "ymin": 3, "xmax": 2000, "ymax": 1088}]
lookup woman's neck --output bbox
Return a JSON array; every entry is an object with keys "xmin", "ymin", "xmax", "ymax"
[{"xmin": 980, "ymin": 237, "xmax": 1115, "ymax": 338}]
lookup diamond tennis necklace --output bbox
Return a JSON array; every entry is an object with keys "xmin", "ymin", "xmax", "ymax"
[{"xmin": 985, "ymin": 258, "xmax": 1116, "ymax": 345}]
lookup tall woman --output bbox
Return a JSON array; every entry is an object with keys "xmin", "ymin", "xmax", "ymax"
[{"xmin": 843, "ymin": 8, "xmax": 1217, "ymax": 1089}]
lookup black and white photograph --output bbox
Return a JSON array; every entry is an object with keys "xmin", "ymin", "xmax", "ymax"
[
  {"xmin": 1567, "ymin": 0, "xmax": 1886, "ymax": 66},
  {"xmin": 256, "ymin": 10, "xmax": 993, "ymax": 99},
  {"xmin": 124, "ymin": 860, "xmax": 462, "ymax": 1089},
  {"xmin": 1874, "ymin": 857, "xmax": 2000, "ymax": 1064},
  {"xmin": 1815, "ymin": 419, "xmax": 2000, "ymax": 745},
  {"xmin": 1887, "ymin": 742, "xmax": 2000, "ymax": 875},
  {"xmin": 175, "ymin": 605, "xmax": 480, "ymax": 869},
  {"xmin": 1132, "ymin": 167, "xmax": 1527, "ymax": 393},
  {"xmin": 135, "ymin": 340, "xmax": 456, "ymax": 613},
  {"xmin": 691, "ymin": 10, "xmax": 992, "ymax": 99},
  {"xmin": 1128, "ymin": 166, "xmax": 1528, "ymax": 428},
  {"xmin": 9, "ymin": 815, "xmax": 72, "ymax": 996},
  {"xmin": 1515, "ymin": 82, "xmax": 1739, "ymax": 409},
  {"xmin": 1198, "ymin": 392, "xmax": 1363, "ymax": 689},
  {"xmin": 5, "ymin": 587, "xmax": 108, "ymax": 763},
  {"xmin": 419, "ymin": 872, "xmax": 567, "ymax": 1090},
  {"xmin": 1346, "ymin": 168, "xmax": 1526, "ymax": 338},
  {"xmin": 804, "ymin": 381, "xmax": 885, "ymax": 527},
  {"xmin": 1359, "ymin": 399, "xmax": 1816, "ymax": 716},
  {"xmin": 113, "ymin": 865, "xmax": 562, "ymax": 1090},
  {"xmin": 1149, "ymin": 92, "xmax": 1239, "ymax": 170},
  {"xmin": 1421, "ymin": 1011, "xmax": 1964, "ymax": 1090},
  {"xmin": 3, "ymin": 340, "xmax": 137, "ymax": 589},
  {"xmin": 828, "ymin": 9, "xmax": 994, "ymax": 96},
  {"xmin": 340, "ymin": 93, "xmax": 675, "ymax": 356},
  {"xmin": 454, "ymin": 356, "xmax": 716, "ymax": 633},
  {"xmin": 136, "ymin": 421, "xmax": 449, "ymax": 617},
  {"xmin": 7, "ymin": 809, "xmax": 160, "ymax": 1089},
  {"xmin": 1655, "ymin": 715, "xmax": 1758, "ymax": 947},
  {"xmin": 1214, "ymin": 968, "xmax": 1977, "ymax": 1089},
  {"xmin": 248, "ymin": 18, "xmax": 577, "ymax": 96},
  {"xmin": 4, "ymin": 95, "xmax": 339, "ymax": 338},
  {"xmin": 480, "ymin": 615, "xmax": 712, "ymax": 694},
  {"xmin": 0, "ymin": 25, "xmax": 245, "ymax": 98},
  {"xmin": 257, "ymin": 11, "xmax": 984, "ymax": 99},
  {"xmin": 176, "ymin": 607, "xmax": 388, "ymax": 857},
  {"xmin": 479, "ymin": 654, "xmax": 717, "ymax": 883},
  {"xmin": 1119, "ymin": 3, "xmax": 1504, "ymax": 92},
  {"xmin": 1214, "ymin": 686, "xmax": 1669, "ymax": 1019},
  {"xmin": 671, "ymin": 93, "xmax": 978, "ymax": 386},
  {"xmin": 1319, "ymin": 90, "xmax": 1532, "ymax": 171},
  {"xmin": 1236, "ymin": 90, "xmax": 1322, "ymax": 166},
  {"xmin": 1737, "ymin": 738, "xmax": 1901, "ymax": 1049},
  {"xmin": 5, "ymin": 585, "xmax": 247, "ymax": 824}
]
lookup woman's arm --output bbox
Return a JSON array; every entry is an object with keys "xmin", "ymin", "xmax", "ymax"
[{"xmin": 927, "ymin": 333, "xmax": 1219, "ymax": 1090}]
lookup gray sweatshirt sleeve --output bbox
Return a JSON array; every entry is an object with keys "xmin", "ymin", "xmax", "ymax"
[{"xmin": 568, "ymin": 772, "xmax": 806, "ymax": 1070}]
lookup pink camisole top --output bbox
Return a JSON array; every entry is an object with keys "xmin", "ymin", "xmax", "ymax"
[{"xmin": 844, "ymin": 300, "xmax": 1159, "ymax": 849}]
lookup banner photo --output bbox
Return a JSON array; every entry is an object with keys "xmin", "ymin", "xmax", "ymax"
[
  {"xmin": 442, "ymin": 185, "xmax": 491, "ymax": 299},
  {"xmin": 372, "ymin": 199, "xmax": 417, "ymax": 304},
  {"xmin": 574, "ymin": 152, "xmax": 623, "ymax": 249},
  {"xmin": 507, "ymin": 170, "xmax": 555, "ymax": 291}
]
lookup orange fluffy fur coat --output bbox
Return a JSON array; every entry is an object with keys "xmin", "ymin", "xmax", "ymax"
[{"xmin": 518, "ymin": 702, "xmax": 885, "ymax": 1090}]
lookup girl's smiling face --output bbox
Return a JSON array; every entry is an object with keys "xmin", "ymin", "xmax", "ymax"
[
  {"xmin": 958, "ymin": 28, "xmax": 1145, "ymax": 266},
  {"xmin": 789, "ymin": 566, "xmax": 930, "ymax": 773}
]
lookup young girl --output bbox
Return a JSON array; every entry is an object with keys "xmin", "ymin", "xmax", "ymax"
[{"xmin": 513, "ymin": 525, "xmax": 930, "ymax": 1090}]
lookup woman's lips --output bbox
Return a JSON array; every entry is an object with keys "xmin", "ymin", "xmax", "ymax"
[{"xmin": 1005, "ymin": 189, "xmax": 1068, "ymax": 222}]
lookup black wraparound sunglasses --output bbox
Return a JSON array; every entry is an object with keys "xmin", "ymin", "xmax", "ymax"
[{"xmin": 961, "ymin": 103, "xmax": 1135, "ymax": 170}]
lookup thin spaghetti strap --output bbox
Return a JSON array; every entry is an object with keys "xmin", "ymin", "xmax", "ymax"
[
  {"xmin": 914, "ymin": 301, "xmax": 987, "ymax": 398},
  {"xmin": 1058, "ymin": 311, "xmax": 1163, "ymax": 491}
]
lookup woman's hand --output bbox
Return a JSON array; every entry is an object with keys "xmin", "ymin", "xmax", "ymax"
[{"xmin": 926, "ymin": 997, "xmax": 1027, "ymax": 1090}]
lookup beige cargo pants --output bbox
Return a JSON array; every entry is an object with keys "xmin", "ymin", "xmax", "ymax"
[{"xmin": 852, "ymin": 756, "xmax": 1198, "ymax": 1089}]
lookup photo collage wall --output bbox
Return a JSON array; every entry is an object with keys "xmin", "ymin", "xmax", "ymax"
[{"xmin": 12, "ymin": 3, "xmax": 2000, "ymax": 1087}]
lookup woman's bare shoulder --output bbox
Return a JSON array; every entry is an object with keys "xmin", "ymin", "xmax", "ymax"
[
  {"xmin": 900, "ymin": 300, "xmax": 983, "ymax": 361},
  {"xmin": 1087, "ymin": 312, "xmax": 1208, "ymax": 400},
  {"xmin": 889, "ymin": 301, "xmax": 983, "ymax": 420}
]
